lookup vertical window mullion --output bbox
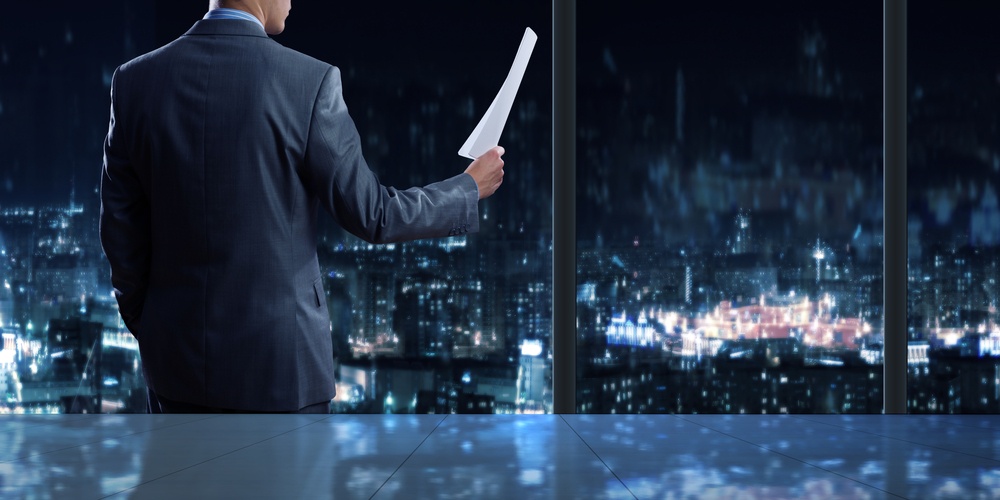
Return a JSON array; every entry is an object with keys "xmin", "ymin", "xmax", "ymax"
[
  {"xmin": 552, "ymin": 0, "xmax": 577, "ymax": 414},
  {"xmin": 884, "ymin": 0, "xmax": 908, "ymax": 414}
]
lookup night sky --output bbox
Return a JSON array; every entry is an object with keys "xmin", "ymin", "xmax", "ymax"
[
  {"xmin": 578, "ymin": 2, "xmax": 881, "ymax": 78},
  {"xmin": 0, "ymin": 1, "xmax": 550, "ymax": 207},
  {"xmin": 1, "ymin": 2, "xmax": 153, "ymax": 206},
  {"xmin": 1, "ymin": 1, "xmax": 997, "ymax": 209}
]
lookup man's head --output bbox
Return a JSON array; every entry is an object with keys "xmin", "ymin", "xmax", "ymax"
[{"xmin": 210, "ymin": 0, "xmax": 291, "ymax": 35}]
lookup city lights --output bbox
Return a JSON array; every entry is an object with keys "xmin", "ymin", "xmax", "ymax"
[{"xmin": 0, "ymin": 0, "xmax": 996, "ymax": 421}]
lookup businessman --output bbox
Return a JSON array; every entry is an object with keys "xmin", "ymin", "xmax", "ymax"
[{"xmin": 100, "ymin": 0, "xmax": 506, "ymax": 413}]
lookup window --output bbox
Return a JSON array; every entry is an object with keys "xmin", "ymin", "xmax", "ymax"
[
  {"xmin": 907, "ymin": 1, "xmax": 1000, "ymax": 414},
  {"xmin": 0, "ymin": 1, "xmax": 552, "ymax": 414},
  {"xmin": 7, "ymin": 1, "xmax": 987, "ymax": 416},
  {"xmin": 576, "ymin": 1, "xmax": 885, "ymax": 413}
]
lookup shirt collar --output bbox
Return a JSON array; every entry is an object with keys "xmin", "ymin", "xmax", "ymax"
[{"xmin": 204, "ymin": 7, "xmax": 266, "ymax": 31}]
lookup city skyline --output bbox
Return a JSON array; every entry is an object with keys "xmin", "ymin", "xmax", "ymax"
[{"xmin": 2, "ymin": 1, "xmax": 999, "ymax": 415}]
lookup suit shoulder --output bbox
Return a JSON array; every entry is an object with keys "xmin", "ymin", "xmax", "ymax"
[
  {"xmin": 115, "ymin": 46, "xmax": 163, "ymax": 74},
  {"xmin": 113, "ymin": 36, "xmax": 341, "ymax": 89},
  {"xmin": 267, "ymin": 42, "xmax": 337, "ymax": 75},
  {"xmin": 262, "ymin": 43, "xmax": 344, "ymax": 99},
  {"xmin": 113, "ymin": 38, "xmax": 186, "ymax": 79}
]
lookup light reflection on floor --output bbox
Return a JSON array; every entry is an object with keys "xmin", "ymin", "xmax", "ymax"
[{"xmin": 0, "ymin": 414, "xmax": 998, "ymax": 498}]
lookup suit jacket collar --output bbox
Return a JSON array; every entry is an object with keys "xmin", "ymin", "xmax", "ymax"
[{"xmin": 183, "ymin": 19, "xmax": 269, "ymax": 38}]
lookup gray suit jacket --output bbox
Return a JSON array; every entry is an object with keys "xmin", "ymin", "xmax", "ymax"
[{"xmin": 100, "ymin": 19, "xmax": 479, "ymax": 411}]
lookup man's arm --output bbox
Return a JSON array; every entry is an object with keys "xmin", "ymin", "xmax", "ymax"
[
  {"xmin": 99, "ymin": 69, "xmax": 151, "ymax": 335},
  {"xmin": 300, "ymin": 66, "xmax": 504, "ymax": 244}
]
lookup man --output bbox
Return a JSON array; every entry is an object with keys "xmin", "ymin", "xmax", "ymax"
[{"xmin": 100, "ymin": 0, "xmax": 506, "ymax": 413}]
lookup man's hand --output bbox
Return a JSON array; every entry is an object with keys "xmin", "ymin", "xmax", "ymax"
[{"xmin": 464, "ymin": 146, "xmax": 505, "ymax": 200}]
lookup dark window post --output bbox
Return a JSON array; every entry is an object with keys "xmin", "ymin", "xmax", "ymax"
[
  {"xmin": 884, "ymin": 0, "xmax": 907, "ymax": 414},
  {"xmin": 553, "ymin": 0, "xmax": 576, "ymax": 414}
]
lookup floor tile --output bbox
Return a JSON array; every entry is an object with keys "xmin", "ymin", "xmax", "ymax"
[
  {"xmin": 0, "ymin": 414, "xmax": 212, "ymax": 463},
  {"xmin": 0, "ymin": 413, "xmax": 90, "ymax": 433},
  {"xmin": 565, "ymin": 414, "xmax": 894, "ymax": 499},
  {"xmin": 112, "ymin": 414, "xmax": 445, "ymax": 499},
  {"xmin": 679, "ymin": 415, "xmax": 1000, "ymax": 499},
  {"xmin": 375, "ymin": 415, "xmax": 633, "ymax": 499},
  {"xmin": 0, "ymin": 414, "xmax": 326, "ymax": 499},
  {"xmin": 3, "ymin": 414, "xmax": 1000, "ymax": 499},
  {"xmin": 792, "ymin": 414, "xmax": 1000, "ymax": 461}
]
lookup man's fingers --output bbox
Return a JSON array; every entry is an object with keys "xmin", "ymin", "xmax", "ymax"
[
  {"xmin": 466, "ymin": 146, "xmax": 506, "ymax": 199},
  {"xmin": 482, "ymin": 146, "xmax": 504, "ymax": 161}
]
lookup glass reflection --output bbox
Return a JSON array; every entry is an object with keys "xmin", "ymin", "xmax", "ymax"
[
  {"xmin": 907, "ymin": 1, "xmax": 1000, "ymax": 414},
  {"xmin": 577, "ymin": 1, "xmax": 884, "ymax": 414},
  {"xmin": 0, "ymin": 1, "xmax": 552, "ymax": 415},
  {"xmin": 567, "ymin": 415, "xmax": 1000, "ymax": 499},
  {"xmin": 0, "ymin": 414, "xmax": 999, "ymax": 498}
]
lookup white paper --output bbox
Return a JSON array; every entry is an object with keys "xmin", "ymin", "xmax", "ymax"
[{"xmin": 458, "ymin": 27, "xmax": 537, "ymax": 159}]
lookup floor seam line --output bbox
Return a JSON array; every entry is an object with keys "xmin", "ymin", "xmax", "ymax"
[
  {"xmin": 98, "ymin": 416, "xmax": 331, "ymax": 499},
  {"xmin": 675, "ymin": 416, "xmax": 907, "ymax": 499},
  {"xmin": 559, "ymin": 415, "xmax": 639, "ymax": 500},
  {"xmin": 368, "ymin": 414, "xmax": 450, "ymax": 499},
  {"xmin": 787, "ymin": 414, "xmax": 1000, "ymax": 464}
]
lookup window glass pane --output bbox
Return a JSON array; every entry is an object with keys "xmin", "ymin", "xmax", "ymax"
[
  {"xmin": 577, "ymin": 2, "xmax": 884, "ymax": 414},
  {"xmin": 0, "ymin": 2, "xmax": 551, "ymax": 414},
  {"xmin": 907, "ymin": 2, "xmax": 1000, "ymax": 413},
  {"xmin": 0, "ymin": 2, "xmax": 156, "ymax": 414},
  {"xmin": 309, "ymin": 4, "xmax": 551, "ymax": 415}
]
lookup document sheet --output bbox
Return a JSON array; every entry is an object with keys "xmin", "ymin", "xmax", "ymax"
[{"xmin": 458, "ymin": 27, "xmax": 537, "ymax": 159}]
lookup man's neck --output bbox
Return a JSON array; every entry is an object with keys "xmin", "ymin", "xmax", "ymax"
[{"xmin": 210, "ymin": 0, "xmax": 266, "ymax": 27}]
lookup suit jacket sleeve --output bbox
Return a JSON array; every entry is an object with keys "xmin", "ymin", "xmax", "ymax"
[
  {"xmin": 300, "ymin": 66, "xmax": 480, "ymax": 243},
  {"xmin": 100, "ymin": 68, "xmax": 150, "ymax": 335}
]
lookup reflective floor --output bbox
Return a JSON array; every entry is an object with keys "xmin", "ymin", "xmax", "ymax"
[{"xmin": 2, "ymin": 414, "xmax": 999, "ymax": 499}]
